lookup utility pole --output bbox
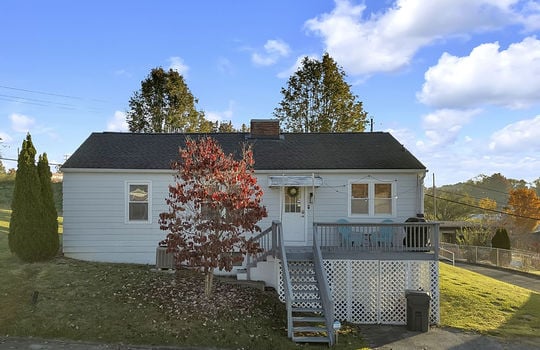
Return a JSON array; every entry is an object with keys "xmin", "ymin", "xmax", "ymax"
[{"xmin": 433, "ymin": 173, "xmax": 437, "ymax": 219}]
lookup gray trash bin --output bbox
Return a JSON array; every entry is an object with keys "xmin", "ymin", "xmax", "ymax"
[{"xmin": 405, "ymin": 290, "xmax": 431, "ymax": 332}]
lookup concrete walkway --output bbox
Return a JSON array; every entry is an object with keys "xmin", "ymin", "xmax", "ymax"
[
  {"xmin": 453, "ymin": 262, "xmax": 540, "ymax": 292},
  {"xmin": 359, "ymin": 325, "xmax": 540, "ymax": 350},
  {"xmin": 0, "ymin": 337, "xmax": 219, "ymax": 350}
]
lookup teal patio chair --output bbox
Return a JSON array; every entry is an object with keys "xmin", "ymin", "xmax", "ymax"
[
  {"xmin": 337, "ymin": 218, "xmax": 352, "ymax": 247},
  {"xmin": 378, "ymin": 219, "xmax": 394, "ymax": 247}
]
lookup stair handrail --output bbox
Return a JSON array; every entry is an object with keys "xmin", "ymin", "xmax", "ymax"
[
  {"xmin": 439, "ymin": 246, "xmax": 455, "ymax": 265},
  {"xmin": 313, "ymin": 226, "xmax": 336, "ymax": 346},
  {"xmin": 246, "ymin": 224, "xmax": 276, "ymax": 269},
  {"xmin": 274, "ymin": 220, "xmax": 294, "ymax": 340}
]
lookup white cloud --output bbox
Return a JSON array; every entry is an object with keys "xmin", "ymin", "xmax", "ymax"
[
  {"xmin": 420, "ymin": 108, "xmax": 482, "ymax": 147},
  {"xmin": 418, "ymin": 37, "xmax": 540, "ymax": 108},
  {"xmin": 168, "ymin": 56, "xmax": 189, "ymax": 75},
  {"xmin": 488, "ymin": 115, "xmax": 540, "ymax": 152},
  {"xmin": 114, "ymin": 69, "xmax": 132, "ymax": 78},
  {"xmin": 106, "ymin": 111, "xmax": 129, "ymax": 132},
  {"xmin": 217, "ymin": 57, "xmax": 234, "ymax": 75},
  {"xmin": 305, "ymin": 0, "xmax": 526, "ymax": 76},
  {"xmin": 205, "ymin": 101, "xmax": 235, "ymax": 124},
  {"xmin": 518, "ymin": 1, "xmax": 540, "ymax": 31},
  {"xmin": 0, "ymin": 131, "xmax": 12, "ymax": 143},
  {"xmin": 10, "ymin": 113, "xmax": 35, "ymax": 133},
  {"xmin": 252, "ymin": 39, "xmax": 290, "ymax": 66}
]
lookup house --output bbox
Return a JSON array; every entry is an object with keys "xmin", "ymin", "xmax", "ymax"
[{"xmin": 62, "ymin": 119, "xmax": 439, "ymax": 344}]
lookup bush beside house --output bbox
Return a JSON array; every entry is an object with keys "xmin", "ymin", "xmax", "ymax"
[{"xmin": 8, "ymin": 134, "xmax": 59, "ymax": 262}]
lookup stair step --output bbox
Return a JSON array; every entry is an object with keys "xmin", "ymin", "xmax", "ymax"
[
  {"xmin": 294, "ymin": 297, "xmax": 320, "ymax": 303},
  {"xmin": 288, "ymin": 265, "xmax": 314, "ymax": 270},
  {"xmin": 292, "ymin": 336, "xmax": 330, "ymax": 343},
  {"xmin": 292, "ymin": 316, "xmax": 326, "ymax": 323},
  {"xmin": 292, "ymin": 307, "xmax": 324, "ymax": 313},
  {"xmin": 293, "ymin": 292, "xmax": 320, "ymax": 299},
  {"xmin": 293, "ymin": 280, "xmax": 318, "ymax": 285},
  {"xmin": 293, "ymin": 326, "xmax": 327, "ymax": 333}
]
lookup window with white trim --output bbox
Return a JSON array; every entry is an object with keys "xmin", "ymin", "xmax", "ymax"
[
  {"xmin": 127, "ymin": 182, "xmax": 151, "ymax": 223},
  {"xmin": 349, "ymin": 181, "xmax": 395, "ymax": 216}
]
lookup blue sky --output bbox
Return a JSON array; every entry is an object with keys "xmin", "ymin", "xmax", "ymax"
[{"xmin": 1, "ymin": 0, "xmax": 540, "ymax": 186}]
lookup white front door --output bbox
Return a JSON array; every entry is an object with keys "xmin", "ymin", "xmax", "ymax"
[{"xmin": 281, "ymin": 187, "xmax": 307, "ymax": 245}]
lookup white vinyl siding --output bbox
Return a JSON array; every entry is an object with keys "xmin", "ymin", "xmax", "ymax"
[
  {"xmin": 62, "ymin": 170, "xmax": 424, "ymax": 265},
  {"xmin": 63, "ymin": 172, "xmax": 171, "ymax": 264}
]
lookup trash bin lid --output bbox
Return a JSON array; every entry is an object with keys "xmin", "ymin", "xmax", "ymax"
[{"xmin": 405, "ymin": 289, "xmax": 431, "ymax": 298}]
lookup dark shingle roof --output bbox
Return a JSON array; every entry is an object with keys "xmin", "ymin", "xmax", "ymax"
[{"xmin": 61, "ymin": 132, "xmax": 425, "ymax": 171}]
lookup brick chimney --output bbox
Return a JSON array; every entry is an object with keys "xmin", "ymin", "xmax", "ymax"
[{"xmin": 249, "ymin": 119, "xmax": 280, "ymax": 139}]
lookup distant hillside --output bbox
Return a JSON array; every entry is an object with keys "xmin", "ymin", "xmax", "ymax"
[
  {"xmin": 0, "ymin": 175, "xmax": 63, "ymax": 214},
  {"xmin": 425, "ymin": 173, "xmax": 540, "ymax": 221}
]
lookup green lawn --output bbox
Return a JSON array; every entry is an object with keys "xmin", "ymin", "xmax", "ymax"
[
  {"xmin": 439, "ymin": 262, "xmax": 539, "ymax": 338},
  {"xmin": 0, "ymin": 215, "xmax": 365, "ymax": 349},
  {"xmin": 1, "ymin": 206, "xmax": 539, "ymax": 348}
]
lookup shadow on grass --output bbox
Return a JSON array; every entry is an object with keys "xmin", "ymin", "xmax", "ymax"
[{"xmin": 493, "ymin": 292, "xmax": 540, "ymax": 338}]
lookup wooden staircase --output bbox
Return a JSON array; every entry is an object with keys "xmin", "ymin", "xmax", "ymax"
[
  {"xmin": 287, "ymin": 251, "xmax": 333, "ymax": 344},
  {"xmin": 245, "ymin": 221, "xmax": 335, "ymax": 346}
]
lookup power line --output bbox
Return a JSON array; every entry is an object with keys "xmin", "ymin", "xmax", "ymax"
[
  {"xmin": 0, "ymin": 84, "xmax": 108, "ymax": 112},
  {"xmin": 425, "ymin": 193, "xmax": 540, "ymax": 221},
  {"xmin": 1, "ymin": 84, "xmax": 84, "ymax": 100},
  {"xmin": 0, "ymin": 157, "xmax": 62, "ymax": 166},
  {"xmin": 432, "ymin": 186, "xmax": 540, "ymax": 214},
  {"xmin": 435, "ymin": 188, "xmax": 508, "ymax": 208}
]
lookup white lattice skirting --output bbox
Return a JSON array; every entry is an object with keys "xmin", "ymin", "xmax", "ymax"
[{"xmin": 279, "ymin": 260, "xmax": 440, "ymax": 325}]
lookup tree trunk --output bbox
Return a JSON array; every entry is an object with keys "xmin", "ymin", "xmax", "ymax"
[{"xmin": 204, "ymin": 268, "xmax": 214, "ymax": 296}]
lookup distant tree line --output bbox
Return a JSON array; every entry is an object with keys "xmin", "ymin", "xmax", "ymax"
[{"xmin": 425, "ymin": 173, "xmax": 540, "ymax": 247}]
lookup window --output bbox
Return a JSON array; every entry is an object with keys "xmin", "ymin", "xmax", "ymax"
[
  {"xmin": 127, "ymin": 182, "xmax": 151, "ymax": 223},
  {"xmin": 284, "ymin": 187, "xmax": 302, "ymax": 213},
  {"xmin": 375, "ymin": 183, "xmax": 392, "ymax": 215},
  {"xmin": 351, "ymin": 184, "xmax": 368, "ymax": 214},
  {"xmin": 349, "ymin": 181, "xmax": 395, "ymax": 216}
]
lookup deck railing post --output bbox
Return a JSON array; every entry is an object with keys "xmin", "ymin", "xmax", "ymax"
[
  {"xmin": 433, "ymin": 223, "xmax": 440, "ymax": 260},
  {"xmin": 272, "ymin": 221, "xmax": 278, "ymax": 254}
]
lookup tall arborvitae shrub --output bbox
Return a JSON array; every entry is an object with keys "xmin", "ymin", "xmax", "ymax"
[
  {"xmin": 37, "ymin": 153, "xmax": 59, "ymax": 257},
  {"xmin": 9, "ymin": 134, "xmax": 57, "ymax": 262},
  {"xmin": 492, "ymin": 228, "xmax": 511, "ymax": 250},
  {"xmin": 491, "ymin": 228, "xmax": 511, "ymax": 266}
]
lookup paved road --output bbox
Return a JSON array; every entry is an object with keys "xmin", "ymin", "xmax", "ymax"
[
  {"xmin": 454, "ymin": 262, "xmax": 540, "ymax": 292},
  {"xmin": 0, "ymin": 337, "xmax": 219, "ymax": 350}
]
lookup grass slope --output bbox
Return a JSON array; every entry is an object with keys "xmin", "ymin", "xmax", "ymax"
[
  {"xmin": 1, "ymin": 205, "xmax": 538, "ymax": 348},
  {"xmin": 439, "ymin": 262, "xmax": 539, "ymax": 338},
  {"xmin": 0, "ymin": 227, "xmax": 365, "ymax": 349}
]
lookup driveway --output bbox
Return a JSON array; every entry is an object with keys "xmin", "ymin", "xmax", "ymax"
[{"xmin": 454, "ymin": 262, "xmax": 540, "ymax": 292}]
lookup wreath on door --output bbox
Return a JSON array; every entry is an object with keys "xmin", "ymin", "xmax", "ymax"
[{"xmin": 287, "ymin": 186, "xmax": 299, "ymax": 197}]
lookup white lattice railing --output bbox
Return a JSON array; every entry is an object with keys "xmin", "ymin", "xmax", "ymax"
[
  {"xmin": 314, "ymin": 222, "xmax": 440, "ymax": 257},
  {"xmin": 278, "ymin": 259, "xmax": 440, "ymax": 325}
]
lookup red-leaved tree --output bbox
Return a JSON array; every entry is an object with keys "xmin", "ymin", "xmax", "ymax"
[{"xmin": 159, "ymin": 137, "xmax": 267, "ymax": 296}]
